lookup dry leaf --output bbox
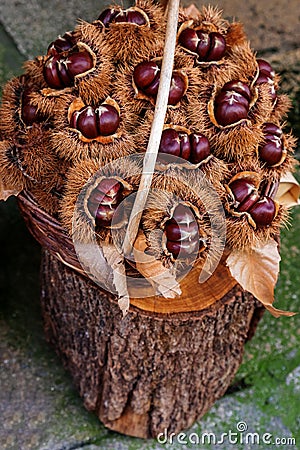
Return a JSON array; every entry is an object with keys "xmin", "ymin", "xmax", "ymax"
[
  {"xmin": 226, "ymin": 239, "xmax": 296, "ymax": 317},
  {"xmin": 183, "ymin": 4, "xmax": 201, "ymax": 18},
  {"xmin": 275, "ymin": 172, "xmax": 300, "ymax": 207},
  {"xmin": 102, "ymin": 241, "xmax": 130, "ymax": 317},
  {"xmin": 133, "ymin": 231, "xmax": 181, "ymax": 298},
  {"xmin": 0, "ymin": 176, "xmax": 20, "ymax": 201}
]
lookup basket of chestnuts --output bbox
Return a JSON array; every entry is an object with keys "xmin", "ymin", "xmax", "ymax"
[{"xmin": 0, "ymin": 0, "xmax": 299, "ymax": 439}]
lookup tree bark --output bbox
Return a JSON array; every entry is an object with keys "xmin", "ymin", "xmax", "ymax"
[{"xmin": 40, "ymin": 249, "xmax": 264, "ymax": 439}]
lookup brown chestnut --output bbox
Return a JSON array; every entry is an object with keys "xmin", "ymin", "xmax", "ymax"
[
  {"xmin": 259, "ymin": 137, "xmax": 283, "ymax": 166},
  {"xmin": 159, "ymin": 129, "xmax": 181, "ymax": 157},
  {"xmin": 222, "ymin": 81, "xmax": 251, "ymax": 102},
  {"xmin": 133, "ymin": 61, "xmax": 160, "ymax": 91},
  {"xmin": 125, "ymin": 10, "xmax": 147, "ymax": 25},
  {"xmin": 178, "ymin": 28, "xmax": 199, "ymax": 53},
  {"xmin": 206, "ymin": 32, "xmax": 226, "ymax": 62},
  {"xmin": 214, "ymin": 81, "xmax": 251, "ymax": 126},
  {"xmin": 229, "ymin": 179, "xmax": 256, "ymax": 204},
  {"xmin": 43, "ymin": 54, "xmax": 62, "ymax": 89},
  {"xmin": 66, "ymin": 51, "xmax": 94, "ymax": 78},
  {"xmin": 179, "ymin": 132, "xmax": 191, "ymax": 160},
  {"xmin": 214, "ymin": 93, "xmax": 249, "ymax": 126},
  {"xmin": 98, "ymin": 8, "xmax": 119, "ymax": 26},
  {"xmin": 257, "ymin": 59, "xmax": 275, "ymax": 79},
  {"xmin": 164, "ymin": 204, "xmax": 199, "ymax": 258},
  {"xmin": 21, "ymin": 89, "xmax": 39, "ymax": 126},
  {"xmin": 196, "ymin": 31, "xmax": 211, "ymax": 59},
  {"xmin": 248, "ymin": 196, "xmax": 277, "ymax": 227},
  {"xmin": 76, "ymin": 106, "xmax": 98, "ymax": 139},
  {"xmin": 96, "ymin": 104, "xmax": 120, "ymax": 136},
  {"xmin": 44, "ymin": 50, "xmax": 93, "ymax": 89},
  {"xmin": 168, "ymin": 73, "xmax": 186, "ymax": 106},
  {"xmin": 88, "ymin": 178, "xmax": 123, "ymax": 227},
  {"xmin": 189, "ymin": 134, "xmax": 210, "ymax": 163},
  {"xmin": 47, "ymin": 31, "xmax": 76, "ymax": 55},
  {"xmin": 263, "ymin": 123, "xmax": 282, "ymax": 137}
]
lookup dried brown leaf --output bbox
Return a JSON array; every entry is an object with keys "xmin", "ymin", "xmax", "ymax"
[
  {"xmin": 133, "ymin": 231, "xmax": 181, "ymax": 298},
  {"xmin": 102, "ymin": 242, "xmax": 130, "ymax": 317},
  {"xmin": 226, "ymin": 239, "xmax": 296, "ymax": 317},
  {"xmin": 275, "ymin": 172, "xmax": 300, "ymax": 207},
  {"xmin": 0, "ymin": 176, "xmax": 20, "ymax": 201}
]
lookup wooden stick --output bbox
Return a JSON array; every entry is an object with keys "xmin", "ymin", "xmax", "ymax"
[{"xmin": 122, "ymin": 0, "xmax": 180, "ymax": 256}]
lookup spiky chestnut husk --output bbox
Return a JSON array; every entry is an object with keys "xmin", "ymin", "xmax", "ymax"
[
  {"xmin": 0, "ymin": 76, "xmax": 45, "ymax": 140},
  {"xmin": 188, "ymin": 54, "xmax": 286, "ymax": 164},
  {"xmin": 258, "ymin": 125, "xmax": 298, "ymax": 181},
  {"xmin": 112, "ymin": 51, "xmax": 198, "ymax": 120},
  {"xmin": 0, "ymin": 140, "xmax": 27, "ymax": 192},
  {"xmin": 59, "ymin": 156, "xmax": 142, "ymax": 241},
  {"xmin": 225, "ymin": 171, "xmax": 281, "ymax": 229},
  {"xmin": 0, "ymin": 126, "xmax": 70, "ymax": 197},
  {"xmin": 132, "ymin": 58, "xmax": 189, "ymax": 108},
  {"xmin": 177, "ymin": 6, "xmax": 247, "ymax": 79},
  {"xmin": 141, "ymin": 189, "xmax": 208, "ymax": 266},
  {"xmin": 177, "ymin": 21, "xmax": 226, "ymax": 65},
  {"xmin": 97, "ymin": 0, "xmax": 166, "ymax": 67},
  {"xmin": 22, "ymin": 56, "xmax": 49, "ymax": 89},
  {"xmin": 42, "ymin": 41, "xmax": 113, "ymax": 106},
  {"xmin": 69, "ymin": 98, "xmax": 121, "ymax": 140},
  {"xmin": 47, "ymin": 93, "xmax": 136, "ymax": 163},
  {"xmin": 141, "ymin": 170, "xmax": 226, "ymax": 271},
  {"xmin": 28, "ymin": 158, "xmax": 70, "ymax": 216}
]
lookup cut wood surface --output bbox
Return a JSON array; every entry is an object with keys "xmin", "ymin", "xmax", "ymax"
[{"xmin": 41, "ymin": 250, "xmax": 264, "ymax": 438}]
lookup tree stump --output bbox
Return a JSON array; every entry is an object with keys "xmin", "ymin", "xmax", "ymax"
[{"xmin": 40, "ymin": 249, "xmax": 264, "ymax": 439}]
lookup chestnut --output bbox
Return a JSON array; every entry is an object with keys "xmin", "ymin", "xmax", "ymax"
[
  {"xmin": 88, "ymin": 178, "xmax": 123, "ymax": 227},
  {"xmin": 214, "ymin": 80, "xmax": 251, "ymax": 126},
  {"xmin": 159, "ymin": 129, "xmax": 181, "ymax": 157},
  {"xmin": 256, "ymin": 59, "xmax": 275, "ymax": 79},
  {"xmin": 96, "ymin": 104, "xmax": 120, "ymax": 136},
  {"xmin": 164, "ymin": 204, "xmax": 199, "ymax": 258},
  {"xmin": 168, "ymin": 73, "xmax": 186, "ymax": 106},
  {"xmin": 258, "ymin": 123, "xmax": 284, "ymax": 166},
  {"xmin": 133, "ymin": 61, "xmax": 160, "ymax": 91},
  {"xmin": 248, "ymin": 196, "xmax": 277, "ymax": 227},
  {"xmin": 263, "ymin": 123, "xmax": 282, "ymax": 137},
  {"xmin": 43, "ymin": 50, "xmax": 93, "ymax": 89},
  {"xmin": 206, "ymin": 32, "xmax": 226, "ymax": 62},
  {"xmin": 98, "ymin": 8, "xmax": 119, "ymax": 26},
  {"xmin": 76, "ymin": 106, "xmax": 98, "ymax": 139},
  {"xmin": 66, "ymin": 51, "xmax": 94, "ymax": 78},
  {"xmin": 222, "ymin": 81, "xmax": 251, "ymax": 102},
  {"xmin": 190, "ymin": 134, "xmax": 210, "ymax": 163},
  {"xmin": 255, "ymin": 58, "xmax": 277, "ymax": 102},
  {"xmin": 43, "ymin": 54, "xmax": 62, "ymax": 89},
  {"xmin": 179, "ymin": 132, "xmax": 191, "ymax": 160},
  {"xmin": 47, "ymin": 31, "xmax": 76, "ymax": 55},
  {"xmin": 178, "ymin": 28, "xmax": 199, "ymax": 53},
  {"xmin": 229, "ymin": 179, "xmax": 256, "ymax": 205},
  {"xmin": 237, "ymin": 192, "xmax": 260, "ymax": 212},
  {"xmin": 179, "ymin": 28, "xmax": 226, "ymax": 62},
  {"xmin": 196, "ymin": 31, "xmax": 211, "ymax": 59},
  {"xmin": 21, "ymin": 89, "xmax": 39, "ymax": 125},
  {"xmin": 70, "ymin": 103, "xmax": 120, "ymax": 139}
]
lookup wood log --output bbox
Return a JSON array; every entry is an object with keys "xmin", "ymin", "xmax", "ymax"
[{"xmin": 40, "ymin": 249, "xmax": 264, "ymax": 439}]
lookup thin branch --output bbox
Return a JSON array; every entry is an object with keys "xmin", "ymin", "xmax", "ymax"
[{"xmin": 122, "ymin": 0, "xmax": 180, "ymax": 256}]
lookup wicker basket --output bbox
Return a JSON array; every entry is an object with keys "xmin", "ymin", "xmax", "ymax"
[{"xmin": 17, "ymin": 189, "xmax": 264, "ymax": 438}]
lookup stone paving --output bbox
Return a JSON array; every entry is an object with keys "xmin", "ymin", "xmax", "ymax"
[{"xmin": 0, "ymin": 1, "xmax": 299, "ymax": 449}]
